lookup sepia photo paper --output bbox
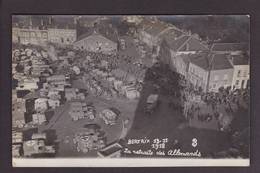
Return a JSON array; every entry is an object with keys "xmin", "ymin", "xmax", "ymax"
[{"xmin": 11, "ymin": 15, "xmax": 250, "ymax": 167}]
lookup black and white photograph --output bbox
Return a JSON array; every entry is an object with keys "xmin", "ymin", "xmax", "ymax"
[{"xmin": 11, "ymin": 15, "xmax": 250, "ymax": 167}]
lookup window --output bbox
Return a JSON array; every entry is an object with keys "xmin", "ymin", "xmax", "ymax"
[
  {"xmin": 235, "ymin": 80, "xmax": 240, "ymax": 85},
  {"xmin": 42, "ymin": 33, "xmax": 47, "ymax": 38},
  {"xmin": 243, "ymin": 70, "xmax": 247, "ymax": 77},
  {"xmin": 237, "ymin": 70, "xmax": 241, "ymax": 77},
  {"xmin": 31, "ymin": 32, "xmax": 36, "ymax": 37},
  {"xmin": 223, "ymin": 74, "xmax": 228, "ymax": 80},
  {"xmin": 214, "ymin": 75, "xmax": 219, "ymax": 81},
  {"xmin": 37, "ymin": 32, "xmax": 41, "ymax": 37}
]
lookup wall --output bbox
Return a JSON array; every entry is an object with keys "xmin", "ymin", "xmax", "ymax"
[
  {"xmin": 159, "ymin": 42, "xmax": 188, "ymax": 78},
  {"xmin": 187, "ymin": 63, "xmax": 209, "ymax": 92},
  {"xmin": 12, "ymin": 27, "xmax": 20, "ymax": 43},
  {"xmin": 231, "ymin": 64, "xmax": 250, "ymax": 89},
  {"xmin": 18, "ymin": 29, "xmax": 48, "ymax": 45},
  {"xmin": 138, "ymin": 30, "xmax": 160, "ymax": 49},
  {"xmin": 47, "ymin": 28, "xmax": 77, "ymax": 45},
  {"xmin": 208, "ymin": 68, "xmax": 234, "ymax": 92},
  {"xmin": 159, "ymin": 40, "xmax": 171, "ymax": 65},
  {"xmin": 170, "ymin": 51, "xmax": 188, "ymax": 78},
  {"xmin": 12, "ymin": 27, "xmax": 76, "ymax": 45}
]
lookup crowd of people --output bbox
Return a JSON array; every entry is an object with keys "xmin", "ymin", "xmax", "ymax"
[
  {"xmin": 182, "ymin": 80, "xmax": 250, "ymax": 132},
  {"xmin": 202, "ymin": 87, "xmax": 250, "ymax": 112}
]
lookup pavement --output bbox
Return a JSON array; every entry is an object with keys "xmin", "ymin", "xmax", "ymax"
[
  {"xmin": 125, "ymin": 79, "xmax": 232, "ymax": 158},
  {"xmin": 188, "ymin": 103, "xmax": 219, "ymax": 130},
  {"xmin": 37, "ymin": 92, "xmax": 139, "ymax": 157}
]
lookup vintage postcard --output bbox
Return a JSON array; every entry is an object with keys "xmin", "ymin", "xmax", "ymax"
[{"xmin": 11, "ymin": 15, "xmax": 250, "ymax": 167}]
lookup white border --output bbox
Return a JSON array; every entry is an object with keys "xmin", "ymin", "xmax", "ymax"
[{"xmin": 13, "ymin": 158, "xmax": 250, "ymax": 167}]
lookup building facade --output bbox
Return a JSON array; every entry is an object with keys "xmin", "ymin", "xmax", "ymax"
[
  {"xmin": 12, "ymin": 27, "xmax": 20, "ymax": 43},
  {"xmin": 186, "ymin": 53, "xmax": 210, "ymax": 92},
  {"xmin": 229, "ymin": 55, "xmax": 250, "ymax": 89},
  {"xmin": 231, "ymin": 65, "xmax": 249, "ymax": 90},
  {"xmin": 159, "ymin": 35, "xmax": 208, "ymax": 79},
  {"xmin": 12, "ymin": 27, "xmax": 76, "ymax": 45},
  {"xmin": 47, "ymin": 28, "xmax": 77, "ymax": 45},
  {"xmin": 208, "ymin": 54, "xmax": 234, "ymax": 92},
  {"xmin": 17, "ymin": 28, "xmax": 48, "ymax": 45},
  {"xmin": 122, "ymin": 16, "xmax": 143, "ymax": 25},
  {"xmin": 138, "ymin": 19, "xmax": 184, "ymax": 56}
]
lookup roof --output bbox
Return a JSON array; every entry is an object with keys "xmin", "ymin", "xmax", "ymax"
[
  {"xmin": 178, "ymin": 36, "xmax": 209, "ymax": 51},
  {"xmin": 48, "ymin": 23, "xmax": 76, "ymax": 30},
  {"xmin": 211, "ymin": 43, "xmax": 248, "ymax": 52},
  {"xmin": 13, "ymin": 15, "xmax": 77, "ymax": 30},
  {"xmin": 161, "ymin": 28, "xmax": 183, "ymax": 40},
  {"xmin": 111, "ymin": 69, "xmax": 127, "ymax": 78},
  {"xmin": 144, "ymin": 21, "xmax": 169, "ymax": 36},
  {"xmin": 76, "ymin": 28, "xmax": 95, "ymax": 42},
  {"xmin": 48, "ymin": 16, "xmax": 76, "ymax": 29},
  {"xmin": 78, "ymin": 16, "xmax": 102, "ymax": 25},
  {"xmin": 231, "ymin": 54, "xmax": 249, "ymax": 65},
  {"xmin": 97, "ymin": 23, "xmax": 119, "ymax": 43},
  {"xmin": 211, "ymin": 54, "xmax": 233, "ymax": 70},
  {"xmin": 75, "ymin": 29, "xmax": 118, "ymax": 44},
  {"xmin": 164, "ymin": 35, "xmax": 190, "ymax": 51},
  {"xmin": 138, "ymin": 19, "xmax": 154, "ymax": 29},
  {"xmin": 139, "ymin": 19, "xmax": 185, "ymax": 40},
  {"xmin": 188, "ymin": 53, "xmax": 210, "ymax": 70}
]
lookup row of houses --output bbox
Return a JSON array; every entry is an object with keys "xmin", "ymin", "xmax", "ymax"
[
  {"xmin": 12, "ymin": 27, "xmax": 77, "ymax": 45},
  {"xmin": 12, "ymin": 16, "xmax": 77, "ymax": 45},
  {"xmin": 73, "ymin": 18, "xmax": 249, "ymax": 93},
  {"xmin": 13, "ymin": 16, "xmax": 119, "ymax": 55},
  {"xmin": 135, "ymin": 18, "xmax": 249, "ymax": 92},
  {"xmin": 13, "ymin": 17, "xmax": 249, "ymax": 93},
  {"xmin": 13, "ymin": 23, "xmax": 118, "ymax": 55},
  {"xmin": 159, "ymin": 36, "xmax": 249, "ymax": 92}
]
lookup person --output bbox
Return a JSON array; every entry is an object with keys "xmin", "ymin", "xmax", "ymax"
[
  {"xmin": 214, "ymin": 112, "xmax": 219, "ymax": 120},
  {"xmin": 207, "ymin": 114, "xmax": 212, "ymax": 122}
]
